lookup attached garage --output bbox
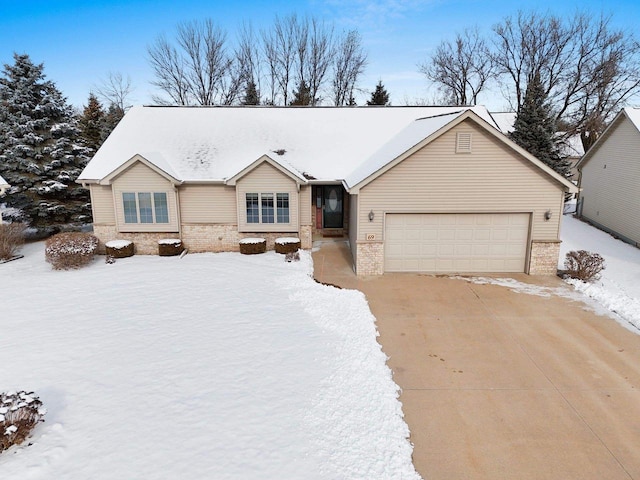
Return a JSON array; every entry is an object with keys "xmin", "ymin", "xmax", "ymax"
[{"xmin": 384, "ymin": 213, "xmax": 530, "ymax": 273}]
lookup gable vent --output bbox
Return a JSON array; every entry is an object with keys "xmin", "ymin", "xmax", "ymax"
[{"xmin": 456, "ymin": 132, "xmax": 472, "ymax": 153}]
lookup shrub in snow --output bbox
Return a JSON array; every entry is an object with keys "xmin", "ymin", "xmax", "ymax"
[
  {"xmin": 285, "ymin": 251, "xmax": 300, "ymax": 262},
  {"xmin": 105, "ymin": 255, "xmax": 116, "ymax": 264},
  {"xmin": 0, "ymin": 391, "xmax": 46, "ymax": 454},
  {"xmin": 0, "ymin": 223, "xmax": 26, "ymax": 260},
  {"xmin": 563, "ymin": 250, "xmax": 606, "ymax": 282},
  {"xmin": 45, "ymin": 232, "xmax": 99, "ymax": 270}
]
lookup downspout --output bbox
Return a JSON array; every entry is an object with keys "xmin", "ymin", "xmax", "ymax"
[{"xmin": 173, "ymin": 184, "xmax": 182, "ymax": 240}]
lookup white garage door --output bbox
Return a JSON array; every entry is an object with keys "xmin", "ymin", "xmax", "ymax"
[{"xmin": 384, "ymin": 213, "xmax": 530, "ymax": 273}]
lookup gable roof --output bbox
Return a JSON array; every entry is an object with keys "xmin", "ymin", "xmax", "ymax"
[
  {"xmin": 100, "ymin": 154, "xmax": 182, "ymax": 185},
  {"xmin": 225, "ymin": 154, "xmax": 308, "ymax": 185},
  {"xmin": 78, "ymin": 105, "xmax": 498, "ymax": 184},
  {"xmin": 347, "ymin": 109, "xmax": 577, "ymax": 193},
  {"xmin": 577, "ymin": 107, "xmax": 640, "ymax": 169}
]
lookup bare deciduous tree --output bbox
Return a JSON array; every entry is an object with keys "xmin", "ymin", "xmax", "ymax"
[
  {"xmin": 261, "ymin": 15, "xmax": 297, "ymax": 105},
  {"xmin": 493, "ymin": 12, "xmax": 640, "ymax": 149},
  {"xmin": 420, "ymin": 27, "xmax": 494, "ymax": 106},
  {"xmin": 148, "ymin": 19, "xmax": 241, "ymax": 105},
  {"xmin": 332, "ymin": 30, "xmax": 367, "ymax": 106},
  {"xmin": 96, "ymin": 72, "xmax": 134, "ymax": 113}
]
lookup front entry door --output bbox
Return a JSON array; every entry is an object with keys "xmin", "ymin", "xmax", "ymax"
[{"xmin": 323, "ymin": 186, "xmax": 343, "ymax": 228}]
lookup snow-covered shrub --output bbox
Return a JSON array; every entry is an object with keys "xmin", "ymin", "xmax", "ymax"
[
  {"xmin": 0, "ymin": 223, "xmax": 26, "ymax": 260},
  {"xmin": 0, "ymin": 391, "xmax": 46, "ymax": 453},
  {"xmin": 45, "ymin": 232, "xmax": 99, "ymax": 270},
  {"xmin": 564, "ymin": 250, "xmax": 606, "ymax": 282}
]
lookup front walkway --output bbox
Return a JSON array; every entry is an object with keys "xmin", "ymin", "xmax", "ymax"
[{"xmin": 312, "ymin": 240, "xmax": 640, "ymax": 480}]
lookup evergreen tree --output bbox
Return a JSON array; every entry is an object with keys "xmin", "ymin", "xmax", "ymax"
[
  {"xmin": 78, "ymin": 93, "xmax": 106, "ymax": 153},
  {"xmin": 242, "ymin": 79, "xmax": 260, "ymax": 105},
  {"xmin": 102, "ymin": 103, "xmax": 124, "ymax": 142},
  {"xmin": 509, "ymin": 72, "xmax": 572, "ymax": 178},
  {"xmin": 366, "ymin": 80, "xmax": 390, "ymax": 105},
  {"xmin": 289, "ymin": 80, "xmax": 313, "ymax": 106},
  {"xmin": 0, "ymin": 53, "xmax": 92, "ymax": 229}
]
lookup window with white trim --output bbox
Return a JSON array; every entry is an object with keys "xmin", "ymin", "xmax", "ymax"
[
  {"xmin": 246, "ymin": 192, "xmax": 290, "ymax": 224},
  {"xmin": 122, "ymin": 192, "xmax": 169, "ymax": 224}
]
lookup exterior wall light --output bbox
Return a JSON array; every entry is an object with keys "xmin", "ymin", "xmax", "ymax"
[
  {"xmin": 368, "ymin": 210, "xmax": 375, "ymax": 222},
  {"xmin": 544, "ymin": 210, "xmax": 552, "ymax": 221}
]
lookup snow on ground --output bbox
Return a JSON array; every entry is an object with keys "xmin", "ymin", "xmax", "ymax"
[
  {"xmin": 558, "ymin": 214, "xmax": 640, "ymax": 331},
  {"xmin": 0, "ymin": 242, "xmax": 420, "ymax": 480}
]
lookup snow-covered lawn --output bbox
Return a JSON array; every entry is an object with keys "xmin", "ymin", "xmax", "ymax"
[
  {"xmin": 559, "ymin": 214, "xmax": 640, "ymax": 331},
  {"xmin": 1, "ymin": 243, "xmax": 419, "ymax": 480}
]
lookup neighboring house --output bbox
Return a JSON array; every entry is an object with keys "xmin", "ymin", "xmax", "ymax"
[
  {"xmin": 0, "ymin": 174, "xmax": 9, "ymax": 222},
  {"xmin": 78, "ymin": 106, "xmax": 577, "ymax": 275},
  {"xmin": 577, "ymin": 107, "xmax": 640, "ymax": 247}
]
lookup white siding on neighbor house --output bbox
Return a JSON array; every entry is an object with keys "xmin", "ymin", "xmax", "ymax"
[
  {"xmin": 580, "ymin": 116, "xmax": 640, "ymax": 244},
  {"xmin": 236, "ymin": 162, "xmax": 299, "ymax": 233},
  {"xmin": 111, "ymin": 162, "xmax": 179, "ymax": 233},
  {"xmin": 358, "ymin": 119, "xmax": 565, "ymax": 244},
  {"xmin": 349, "ymin": 194, "xmax": 359, "ymax": 263},
  {"xmin": 89, "ymin": 184, "xmax": 115, "ymax": 225},
  {"xmin": 179, "ymin": 184, "xmax": 237, "ymax": 224}
]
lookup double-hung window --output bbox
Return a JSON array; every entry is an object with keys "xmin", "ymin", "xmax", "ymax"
[
  {"xmin": 246, "ymin": 192, "xmax": 289, "ymax": 224},
  {"xmin": 122, "ymin": 192, "xmax": 169, "ymax": 224}
]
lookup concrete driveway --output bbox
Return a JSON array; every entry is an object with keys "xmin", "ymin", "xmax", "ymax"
[{"xmin": 313, "ymin": 241, "xmax": 640, "ymax": 479}]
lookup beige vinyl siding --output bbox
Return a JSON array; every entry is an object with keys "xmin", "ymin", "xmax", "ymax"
[
  {"xmin": 236, "ymin": 162, "xmax": 299, "ymax": 233},
  {"xmin": 349, "ymin": 193, "xmax": 359, "ymax": 263},
  {"xmin": 112, "ymin": 162, "xmax": 179, "ymax": 233},
  {"xmin": 89, "ymin": 184, "xmax": 115, "ymax": 225},
  {"xmin": 581, "ymin": 116, "xmax": 640, "ymax": 244},
  {"xmin": 358, "ymin": 119, "xmax": 564, "ymax": 243},
  {"xmin": 299, "ymin": 185, "xmax": 311, "ymax": 225},
  {"xmin": 179, "ymin": 184, "xmax": 237, "ymax": 223}
]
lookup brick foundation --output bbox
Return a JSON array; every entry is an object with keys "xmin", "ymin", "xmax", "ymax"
[
  {"xmin": 529, "ymin": 240, "xmax": 561, "ymax": 275},
  {"xmin": 355, "ymin": 241, "xmax": 384, "ymax": 275},
  {"xmin": 93, "ymin": 224, "xmax": 312, "ymax": 255}
]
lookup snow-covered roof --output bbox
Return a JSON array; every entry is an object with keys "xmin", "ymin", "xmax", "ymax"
[
  {"xmin": 559, "ymin": 135, "xmax": 585, "ymax": 158},
  {"xmin": 623, "ymin": 107, "xmax": 640, "ymax": 132},
  {"xmin": 490, "ymin": 112, "xmax": 517, "ymax": 134},
  {"xmin": 0, "ymin": 174, "xmax": 8, "ymax": 195},
  {"xmin": 78, "ymin": 105, "xmax": 498, "ymax": 184},
  {"xmin": 346, "ymin": 110, "xmax": 467, "ymax": 188}
]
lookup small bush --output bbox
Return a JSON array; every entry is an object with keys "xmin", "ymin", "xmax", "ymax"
[
  {"xmin": 0, "ymin": 223, "xmax": 26, "ymax": 261},
  {"xmin": 0, "ymin": 391, "xmax": 46, "ymax": 453},
  {"xmin": 45, "ymin": 232, "xmax": 99, "ymax": 270},
  {"xmin": 563, "ymin": 250, "xmax": 606, "ymax": 282}
]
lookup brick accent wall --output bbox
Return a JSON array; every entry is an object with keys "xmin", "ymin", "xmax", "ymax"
[
  {"xmin": 92, "ymin": 225, "xmax": 171, "ymax": 255},
  {"xmin": 355, "ymin": 241, "xmax": 384, "ymax": 275},
  {"xmin": 93, "ymin": 224, "xmax": 312, "ymax": 255},
  {"xmin": 529, "ymin": 240, "xmax": 561, "ymax": 275}
]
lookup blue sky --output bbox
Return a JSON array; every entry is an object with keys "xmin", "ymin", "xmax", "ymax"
[{"xmin": 1, "ymin": 0, "xmax": 638, "ymax": 109}]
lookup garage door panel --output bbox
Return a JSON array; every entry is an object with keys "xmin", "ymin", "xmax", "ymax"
[{"xmin": 385, "ymin": 213, "xmax": 529, "ymax": 273}]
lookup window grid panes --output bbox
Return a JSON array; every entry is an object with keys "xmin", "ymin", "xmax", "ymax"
[
  {"xmin": 154, "ymin": 193, "xmax": 169, "ymax": 223},
  {"xmin": 246, "ymin": 193, "xmax": 259, "ymax": 223},
  {"xmin": 138, "ymin": 193, "xmax": 153, "ymax": 223},
  {"xmin": 261, "ymin": 193, "xmax": 274, "ymax": 223},
  {"xmin": 277, "ymin": 193, "xmax": 289, "ymax": 223},
  {"xmin": 122, "ymin": 192, "xmax": 170, "ymax": 225},
  {"xmin": 123, "ymin": 193, "xmax": 138, "ymax": 223}
]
